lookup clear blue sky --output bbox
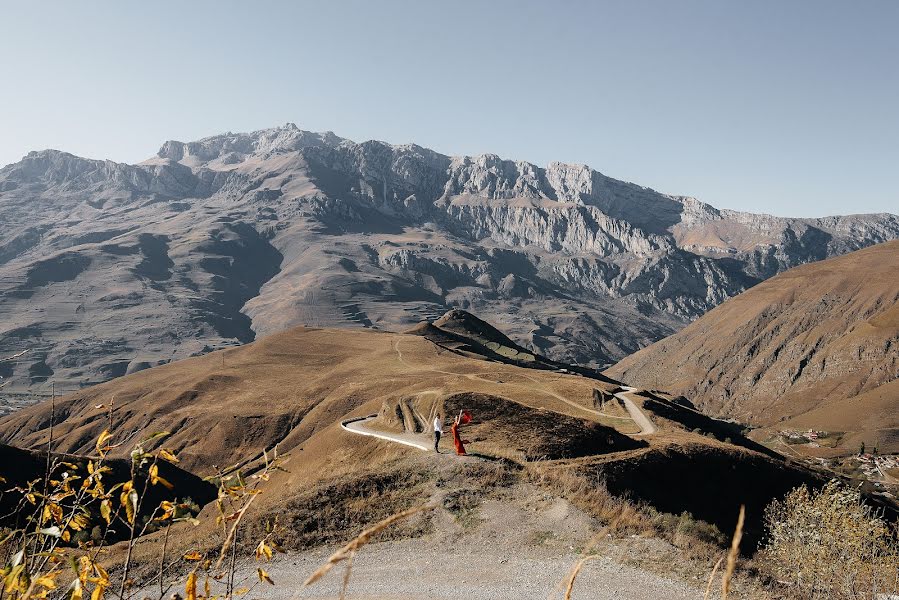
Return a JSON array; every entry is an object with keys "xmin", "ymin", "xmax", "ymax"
[{"xmin": 3, "ymin": 1, "xmax": 897, "ymax": 217}]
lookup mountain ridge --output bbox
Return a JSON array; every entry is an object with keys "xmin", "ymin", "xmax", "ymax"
[{"xmin": 1, "ymin": 123, "xmax": 897, "ymax": 399}]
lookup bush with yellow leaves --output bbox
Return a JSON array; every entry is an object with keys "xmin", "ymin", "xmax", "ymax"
[
  {"xmin": 0, "ymin": 417, "xmax": 286, "ymax": 600},
  {"xmin": 760, "ymin": 479, "xmax": 899, "ymax": 599}
]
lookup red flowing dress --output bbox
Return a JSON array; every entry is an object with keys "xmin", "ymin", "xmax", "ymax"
[{"xmin": 451, "ymin": 421, "xmax": 467, "ymax": 455}]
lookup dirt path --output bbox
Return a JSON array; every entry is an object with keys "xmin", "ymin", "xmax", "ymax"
[
  {"xmin": 344, "ymin": 340, "xmax": 653, "ymax": 450},
  {"xmin": 342, "ymin": 416, "xmax": 431, "ymax": 451},
  {"xmin": 392, "ymin": 338, "xmax": 636, "ymax": 425},
  {"xmin": 614, "ymin": 387, "xmax": 657, "ymax": 436}
]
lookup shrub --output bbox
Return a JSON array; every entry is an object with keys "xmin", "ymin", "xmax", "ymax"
[
  {"xmin": 0, "ymin": 425, "xmax": 286, "ymax": 600},
  {"xmin": 760, "ymin": 479, "xmax": 899, "ymax": 599}
]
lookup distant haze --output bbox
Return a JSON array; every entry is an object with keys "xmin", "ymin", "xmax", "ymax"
[{"xmin": 2, "ymin": 0, "xmax": 897, "ymax": 217}]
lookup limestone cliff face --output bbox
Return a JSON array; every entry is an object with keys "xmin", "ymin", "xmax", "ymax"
[{"xmin": 0, "ymin": 124, "xmax": 897, "ymax": 400}]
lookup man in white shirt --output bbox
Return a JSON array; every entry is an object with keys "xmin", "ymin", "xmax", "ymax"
[{"xmin": 433, "ymin": 415, "xmax": 443, "ymax": 453}]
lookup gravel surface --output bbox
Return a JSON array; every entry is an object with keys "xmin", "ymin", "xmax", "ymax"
[{"xmin": 239, "ymin": 538, "xmax": 705, "ymax": 599}]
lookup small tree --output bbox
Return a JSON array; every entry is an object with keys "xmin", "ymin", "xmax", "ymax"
[
  {"xmin": 761, "ymin": 479, "xmax": 899, "ymax": 599},
  {"xmin": 860, "ymin": 441, "xmax": 866, "ymax": 455}
]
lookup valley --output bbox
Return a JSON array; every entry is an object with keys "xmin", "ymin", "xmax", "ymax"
[{"xmin": 0, "ymin": 299, "xmax": 894, "ymax": 598}]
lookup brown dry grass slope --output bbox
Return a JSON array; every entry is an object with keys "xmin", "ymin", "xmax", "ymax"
[
  {"xmin": 607, "ymin": 240, "xmax": 899, "ymax": 454},
  {"xmin": 0, "ymin": 313, "xmax": 827, "ymax": 568},
  {"xmin": 0, "ymin": 322, "xmax": 627, "ymax": 495}
]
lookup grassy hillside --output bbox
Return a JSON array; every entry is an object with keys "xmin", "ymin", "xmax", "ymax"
[
  {"xmin": 0, "ymin": 312, "xmax": 835, "ymax": 591},
  {"xmin": 608, "ymin": 240, "xmax": 899, "ymax": 455}
]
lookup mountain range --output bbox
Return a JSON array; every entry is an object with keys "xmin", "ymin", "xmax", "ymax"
[{"xmin": 1, "ymin": 123, "xmax": 898, "ymax": 397}]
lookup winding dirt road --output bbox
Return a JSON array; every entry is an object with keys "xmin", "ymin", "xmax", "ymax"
[
  {"xmin": 392, "ymin": 339, "xmax": 637, "ymax": 423},
  {"xmin": 341, "ymin": 340, "xmax": 658, "ymax": 450},
  {"xmin": 614, "ymin": 387, "xmax": 657, "ymax": 436}
]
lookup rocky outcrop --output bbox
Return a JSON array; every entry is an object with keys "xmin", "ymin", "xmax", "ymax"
[{"xmin": 0, "ymin": 123, "xmax": 897, "ymax": 401}]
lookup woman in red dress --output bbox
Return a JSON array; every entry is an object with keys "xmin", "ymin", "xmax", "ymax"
[{"xmin": 451, "ymin": 410, "xmax": 471, "ymax": 456}]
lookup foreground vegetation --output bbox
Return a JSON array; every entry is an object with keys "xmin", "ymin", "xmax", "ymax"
[
  {"xmin": 761, "ymin": 480, "xmax": 899, "ymax": 599},
  {"xmin": 0, "ymin": 425, "xmax": 286, "ymax": 600}
]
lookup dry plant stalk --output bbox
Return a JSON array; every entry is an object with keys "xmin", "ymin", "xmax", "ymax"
[
  {"xmin": 704, "ymin": 555, "xmax": 725, "ymax": 600},
  {"xmin": 557, "ymin": 515, "xmax": 622, "ymax": 600},
  {"xmin": 304, "ymin": 505, "xmax": 433, "ymax": 587},
  {"xmin": 213, "ymin": 486, "xmax": 261, "ymax": 572},
  {"xmin": 339, "ymin": 551, "xmax": 355, "ymax": 600},
  {"xmin": 563, "ymin": 556, "xmax": 600, "ymax": 600},
  {"xmin": 721, "ymin": 505, "xmax": 745, "ymax": 599}
]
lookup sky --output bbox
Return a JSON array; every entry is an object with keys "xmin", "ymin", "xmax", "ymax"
[{"xmin": 1, "ymin": 1, "xmax": 896, "ymax": 217}]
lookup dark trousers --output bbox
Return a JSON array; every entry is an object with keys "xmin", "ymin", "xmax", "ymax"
[{"xmin": 434, "ymin": 430, "xmax": 441, "ymax": 451}]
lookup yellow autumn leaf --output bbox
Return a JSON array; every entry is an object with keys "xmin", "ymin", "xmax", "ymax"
[
  {"xmin": 70, "ymin": 513, "xmax": 90, "ymax": 531},
  {"xmin": 34, "ymin": 572, "xmax": 58, "ymax": 590},
  {"xmin": 149, "ymin": 464, "xmax": 174, "ymax": 490},
  {"xmin": 90, "ymin": 561, "xmax": 109, "ymax": 586},
  {"xmin": 100, "ymin": 499, "xmax": 111, "ymax": 524},
  {"xmin": 156, "ymin": 500, "xmax": 175, "ymax": 521},
  {"xmin": 257, "ymin": 568, "xmax": 274, "ymax": 585},
  {"xmin": 70, "ymin": 579, "xmax": 83, "ymax": 600},
  {"xmin": 90, "ymin": 583, "xmax": 105, "ymax": 600},
  {"xmin": 5, "ymin": 564, "xmax": 25, "ymax": 594},
  {"xmin": 95, "ymin": 430, "xmax": 113, "ymax": 456},
  {"xmin": 157, "ymin": 448, "xmax": 179, "ymax": 463},
  {"xmin": 120, "ymin": 490, "xmax": 137, "ymax": 524},
  {"xmin": 185, "ymin": 571, "xmax": 197, "ymax": 600},
  {"xmin": 255, "ymin": 540, "xmax": 273, "ymax": 561},
  {"xmin": 78, "ymin": 555, "xmax": 91, "ymax": 574},
  {"xmin": 183, "ymin": 551, "xmax": 203, "ymax": 561}
]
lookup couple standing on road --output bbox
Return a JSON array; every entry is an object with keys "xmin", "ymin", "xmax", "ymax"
[{"xmin": 433, "ymin": 410, "xmax": 471, "ymax": 455}]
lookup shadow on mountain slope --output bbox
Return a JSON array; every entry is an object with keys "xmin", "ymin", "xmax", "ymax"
[{"xmin": 193, "ymin": 222, "xmax": 283, "ymax": 342}]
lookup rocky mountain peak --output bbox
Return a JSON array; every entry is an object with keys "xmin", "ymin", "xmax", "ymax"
[{"xmin": 154, "ymin": 124, "xmax": 349, "ymax": 169}]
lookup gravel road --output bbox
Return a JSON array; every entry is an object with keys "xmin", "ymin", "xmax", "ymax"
[{"xmin": 241, "ymin": 538, "xmax": 704, "ymax": 599}]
